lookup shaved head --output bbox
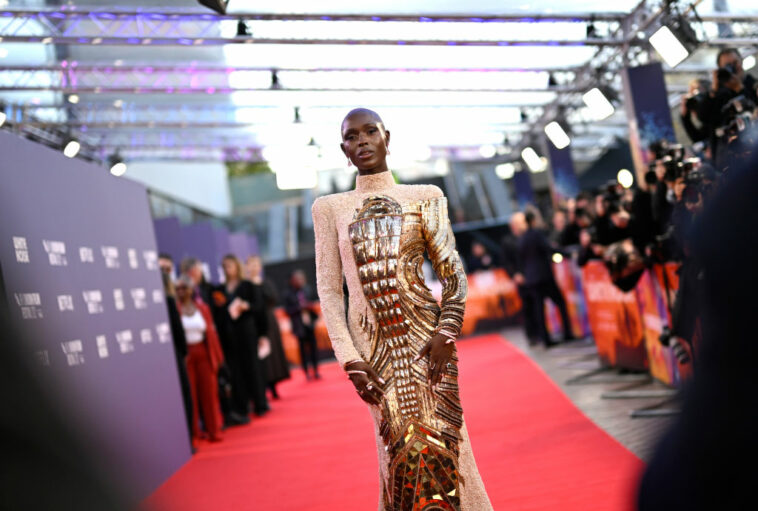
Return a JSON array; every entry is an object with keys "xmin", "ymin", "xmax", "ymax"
[{"xmin": 342, "ymin": 108, "xmax": 384, "ymax": 131}]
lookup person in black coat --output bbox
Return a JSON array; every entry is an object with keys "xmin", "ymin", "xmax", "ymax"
[
  {"xmin": 518, "ymin": 210, "xmax": 575, "ymax": 347},
  {"xmin": 284, "ymin": 270, "xmax": 321, "ymax": 380},
  {"xmin": 220, "ymin": 254, "xmax": 270, "ymax": 417},
  {"xmin": 501, "ymin": 212, "xmax": 538, "ymax": 344},
  {"xmin": 246, "ymin": 255, "xmax": 290, "ymax": 400},
  {"xmin": 161, "ymin": 271, "xmax": 194, "ymax": 447},
  {"xmin": 637, "ymin": 140, "xmax": 758, "ymax": 510}
]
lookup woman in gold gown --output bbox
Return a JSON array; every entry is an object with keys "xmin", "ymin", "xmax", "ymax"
[{"xmin": 312, "ymin": 109, "xmax": 493, "ymax": 511}]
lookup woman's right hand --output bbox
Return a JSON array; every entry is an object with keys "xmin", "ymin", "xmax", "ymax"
[{"xmin": 345, "ymin": 360, "xmax": 385, "ymax": 406}]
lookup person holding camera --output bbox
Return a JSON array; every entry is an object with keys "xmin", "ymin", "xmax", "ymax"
[{"xmin": 695, "ymin": 48, "xmax": 757, "ymax": 162}]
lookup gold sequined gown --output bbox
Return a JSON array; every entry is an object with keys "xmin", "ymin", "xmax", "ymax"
[{"xmin": 312, "ymin": 171, "xmax": 493, "ymax": 511}]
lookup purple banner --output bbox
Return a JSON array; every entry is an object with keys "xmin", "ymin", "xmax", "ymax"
[
  {"xmin": 0, "ymin": 131, "xmax": 190, "ymax": 498},
  {"xmin": 547, "ymin": 143, "xmax": 580, "ymax": 205},
  {"xmin": 180, "ymin": 222, "xmax": 219, "ymax": 284},
  {"xmin": 622, "ymin": 62, "xmax": 676, "ymax": 183},
  {"xmin": 512, "ymin": 170, "xmax": 535, "ymax": 210},
  {"xmin": 153, "ymin": 217, "xmax": 183, "ymax": 271},
  {"xmin": 228, "ymin": 232, "xmax": 249, "ymax": 262}
]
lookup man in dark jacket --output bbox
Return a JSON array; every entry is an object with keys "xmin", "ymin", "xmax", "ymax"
[
  {"xmin": 518, "ymin": 210, "xmax": 575, "ymax": 347},
  {"xmin": 284, "ymin": 270, "xmax": 321, "ymax": 380}
]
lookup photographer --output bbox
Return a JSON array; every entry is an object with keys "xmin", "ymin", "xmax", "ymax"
[{"xmin": 694, "ymin": 48, "xmax": 757, "ymax": 163}]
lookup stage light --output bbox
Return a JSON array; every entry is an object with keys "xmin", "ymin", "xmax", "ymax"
[
  {"xmin": 744, "ymin": 55, "xmax": 756, "ymax": 71},
  {"xmin": 495, "ymin": 162, "xmax": 516, "ymax": 179},
  {"xmin": 108, "ymin": 152, "xmax": 126, "ymax": 176},
  {"xmin": 582, "ymin": 87, "xmax": 615, "ymax": 120},
  {"xmin": 68, "ymin": 94, "xmax": 80, "ymax": 104},
  {"xmin": 270, "ymin": 70, "xmax": 281, "ymax": 90},
  {"xmin": 479, "ymin": 144, "xmax": 497, "ymax": 158},
  {"xmin": 236, "ymin": 20, "xmax": 250, "ymax": 37},
  {"xmin": 113, "ymin": 99, "xmax": 123, "ymax": 108},
  {"xmin": 544, "ymin": 121, "xmax": 570, "ymax": 149},
  {"xmin": 521, "ymin": 147, "xmax": 545, "ymax": 173},
  {"xmin": 617, "ymin": 168, "xmax": 634, "ymax": 188},
  {"xmin": 196, "ymin": 0, "xmax": 228, "ymax": 14},
  {"xmin": 0, "ymin": 111, "xmax": 6, "ymax": 128},
  {"xmin": 649, "ymin": 6, "xmax": 698, "ymax": 69},
  {"xmin": 63, "ymin": 139, "xmax": 80, "ymax": 158},
  {"xmin": 552, "ymin": 253, "xmax": 564, "ymax": 264}
]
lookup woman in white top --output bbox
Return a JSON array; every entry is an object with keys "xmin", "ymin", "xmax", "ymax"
[{"xmin": 175, "ymin": 275, "xmax": 225, "ymax": 443}]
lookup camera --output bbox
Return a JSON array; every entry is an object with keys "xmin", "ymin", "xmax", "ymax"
[{"xmin": 717, "ymin": 63, "xmax": 738, "ymax": 88}]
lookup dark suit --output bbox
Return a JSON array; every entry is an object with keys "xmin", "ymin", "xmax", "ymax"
[
  {"xmin": 284, "ymin": 285, "xmax": 320, "ymax": 376},
  {"xmin": 518, "ymin": 228, "xmax": 573, "ymax": 345},
  {"xmin": 501, "ymin": 233, "xmax": 537, "ymax": 342}
]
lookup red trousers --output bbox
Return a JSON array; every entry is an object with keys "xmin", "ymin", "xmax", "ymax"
[{"xmin": 186, "ymin": 343, "xmax": 223, "ymax": 441}]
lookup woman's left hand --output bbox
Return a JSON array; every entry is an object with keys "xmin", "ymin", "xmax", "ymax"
[{"xmin": 415, "ymin": 333, "xmax": 455, "ymax": 387}]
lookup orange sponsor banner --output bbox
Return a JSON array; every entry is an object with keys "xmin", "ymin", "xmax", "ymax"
[
  {"xmin": 635, "ymin": 269, "xmax": 678, "ymax": 385},
  {"xmin": 545, "ymin": 260, "xmax": 591, "ymax": 338},
  {"xmin": 581, "ymin": 261, "xmax": 647, "ymax": 370}
]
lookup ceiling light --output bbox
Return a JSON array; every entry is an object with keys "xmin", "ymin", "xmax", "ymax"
[
  {"xmin": 743, "ymin": 55, "xmax": 756, "ymax": 71},
  {"xmin": 552, "ymin": 253, "xmax": 564, "ymax": 264},
  {"xmin": 270, "ymin": 70, "xmax": 281, "ymax": 90},
  {"xmin": 544, "ymin": 121, "xmax": 570, "ymax": 149},
  {"xmin": 521, "ymin": 147, "xmax": 545, "ymax": 173},
  {"xmin": 41, "ymin": 37, "xmax": 53, "ymax": 44},
  {"xmin": 617, "ymin": 168, "xmax": 634, "ymax": 188},
  {"xmin": 582, "ymin": 87, "xmax": 615, "ymax": 120},
  {"xmin": 68, "ymin": 94, "xmax": 80, "ymax": 104},
  {"xmin": 63, "ymin": 139, "xmax": 80, "ymax": 158},
  {"xmin": 196, "ymin": 0, "xmax": 228, "ymax": 14},
  {"xmin": 479, "ymin": 144, "xmax": 497, "ymax": 158},
  {"xmin": 236, "ymin": 20, "xmax": 250, "ymax": 37},
  {"xmin": 649, "ymin": 27, "xmax": 689, "ymax": 68},
  {"xmin": 495, "ymin": 162, "xmax": 516, "ymax": 179},
  {"xmin": 113, "ymin": 99, "xmax": 123, "ymax": 107},
  {"xmin": 109, "ymin": 152, "xmax": 126, "ymax": 176}
]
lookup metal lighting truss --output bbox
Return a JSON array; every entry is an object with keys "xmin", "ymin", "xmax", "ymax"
[
  {"xmin": 0, "ymin": 8, "xmax": 753, "ymax": 46},
  {"xmin": 0, "ymin": 63, "xmax": 720, "ymax": 95}
]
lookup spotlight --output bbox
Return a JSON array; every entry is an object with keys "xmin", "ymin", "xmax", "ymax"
[
  {"xmin": 521, "ymin": 147, "xmax": 545, "ymax": 173},
  {"xmin": 544, "ymin": 121, "xmax": 570, "ymax": 149},
  {"xmin": 649, "ymin": 7, "xmax": 698, "ymax": 68},
  {"xmin": 68, "ymin": 94, "xmax": 80, "ymax": 104},
  {"xmin": 108, "ymin": 152, "xmax": 126, "ymax": 176},
  {"xmin": 63, "ymin": 138, "xmax": 80, "ymax": 158},
  {"xmin": 617, "ymin": 168, "xmax": 634, "ymax": 188},
  {"xmin": 196, "ymin": 0, "xmax": 228, "ymax": 15},
  {"xmin": 744, "ymin": 55, "xmax": 756, "ymax": 71},
  {"xmin": 586, "ymin": 16, "xmax": 598, "ymax": 39},
  {"xmin": 479, "ymin": 144, "xmax": 497, "ymax": 158},
  {"xmin": 582, "ymin": 87, "xmax": 615, "ymax": 120},
  {"xmin": 495, "ymin": 162, "xmax": 516, "ymax": 179},
  {"xmin": 552, "ymin": 253, "xmax": 564, "ymax": 264},
  {"xmin": 271, "ymin": 70, "xmax": 282, "ymax": 90},
  {"xmin": 236, "ymin": 20, "xmax": 250, "ymax": 37}
]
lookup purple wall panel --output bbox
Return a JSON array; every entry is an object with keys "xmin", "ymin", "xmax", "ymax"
[
  {"xmin": 153, "ymin": 217, "xmax": 183, "ymax": 270},
  {"xmin": 0, "ymin": 131, "xmax": 190, "ymax": 499},
  {"xmin": 247, "ymin": 234, "xmax": 259, "ymax": 257},
  {"xmin": 179, "ymin": 222, "xmax": 219, "ymax": 283},
  {"xmin": 212, "ymin": 227, "xmax": 230, "ymax": 282},
  {"xmin": 228, "ymin": 232, "xmax": 249, "ymax": 262}
]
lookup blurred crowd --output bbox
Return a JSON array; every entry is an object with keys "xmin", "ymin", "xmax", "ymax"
[
  {"xmin": 157, "ymin": 253, "xmax": 321, "ymax": 448},
  {"xmin": 464, "ymin": 48, "xmax": 757, "ymax": 362}
]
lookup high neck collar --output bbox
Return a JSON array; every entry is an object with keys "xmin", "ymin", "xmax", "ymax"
[{"xmin": 355, "ymin": 170, "xmax": 395, "ymax": 193}]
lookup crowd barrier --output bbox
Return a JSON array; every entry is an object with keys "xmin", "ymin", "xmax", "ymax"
[{"xmin": 276, "ymin": 261, "xmax": 688, "ymax": 387}]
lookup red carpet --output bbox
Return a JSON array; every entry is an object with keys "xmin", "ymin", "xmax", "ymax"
[{"xmin": 146, "ymin": 334, "xmax": 644, "ymax": 510}]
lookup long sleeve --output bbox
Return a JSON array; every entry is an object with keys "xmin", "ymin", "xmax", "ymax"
[
  {"xmin": 421, "ymin": 195, "xmax": 467, "ymax": 339},
  {"xmin": 312, "ymin": 197, "xmax": 363, "ymax": 367}
]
